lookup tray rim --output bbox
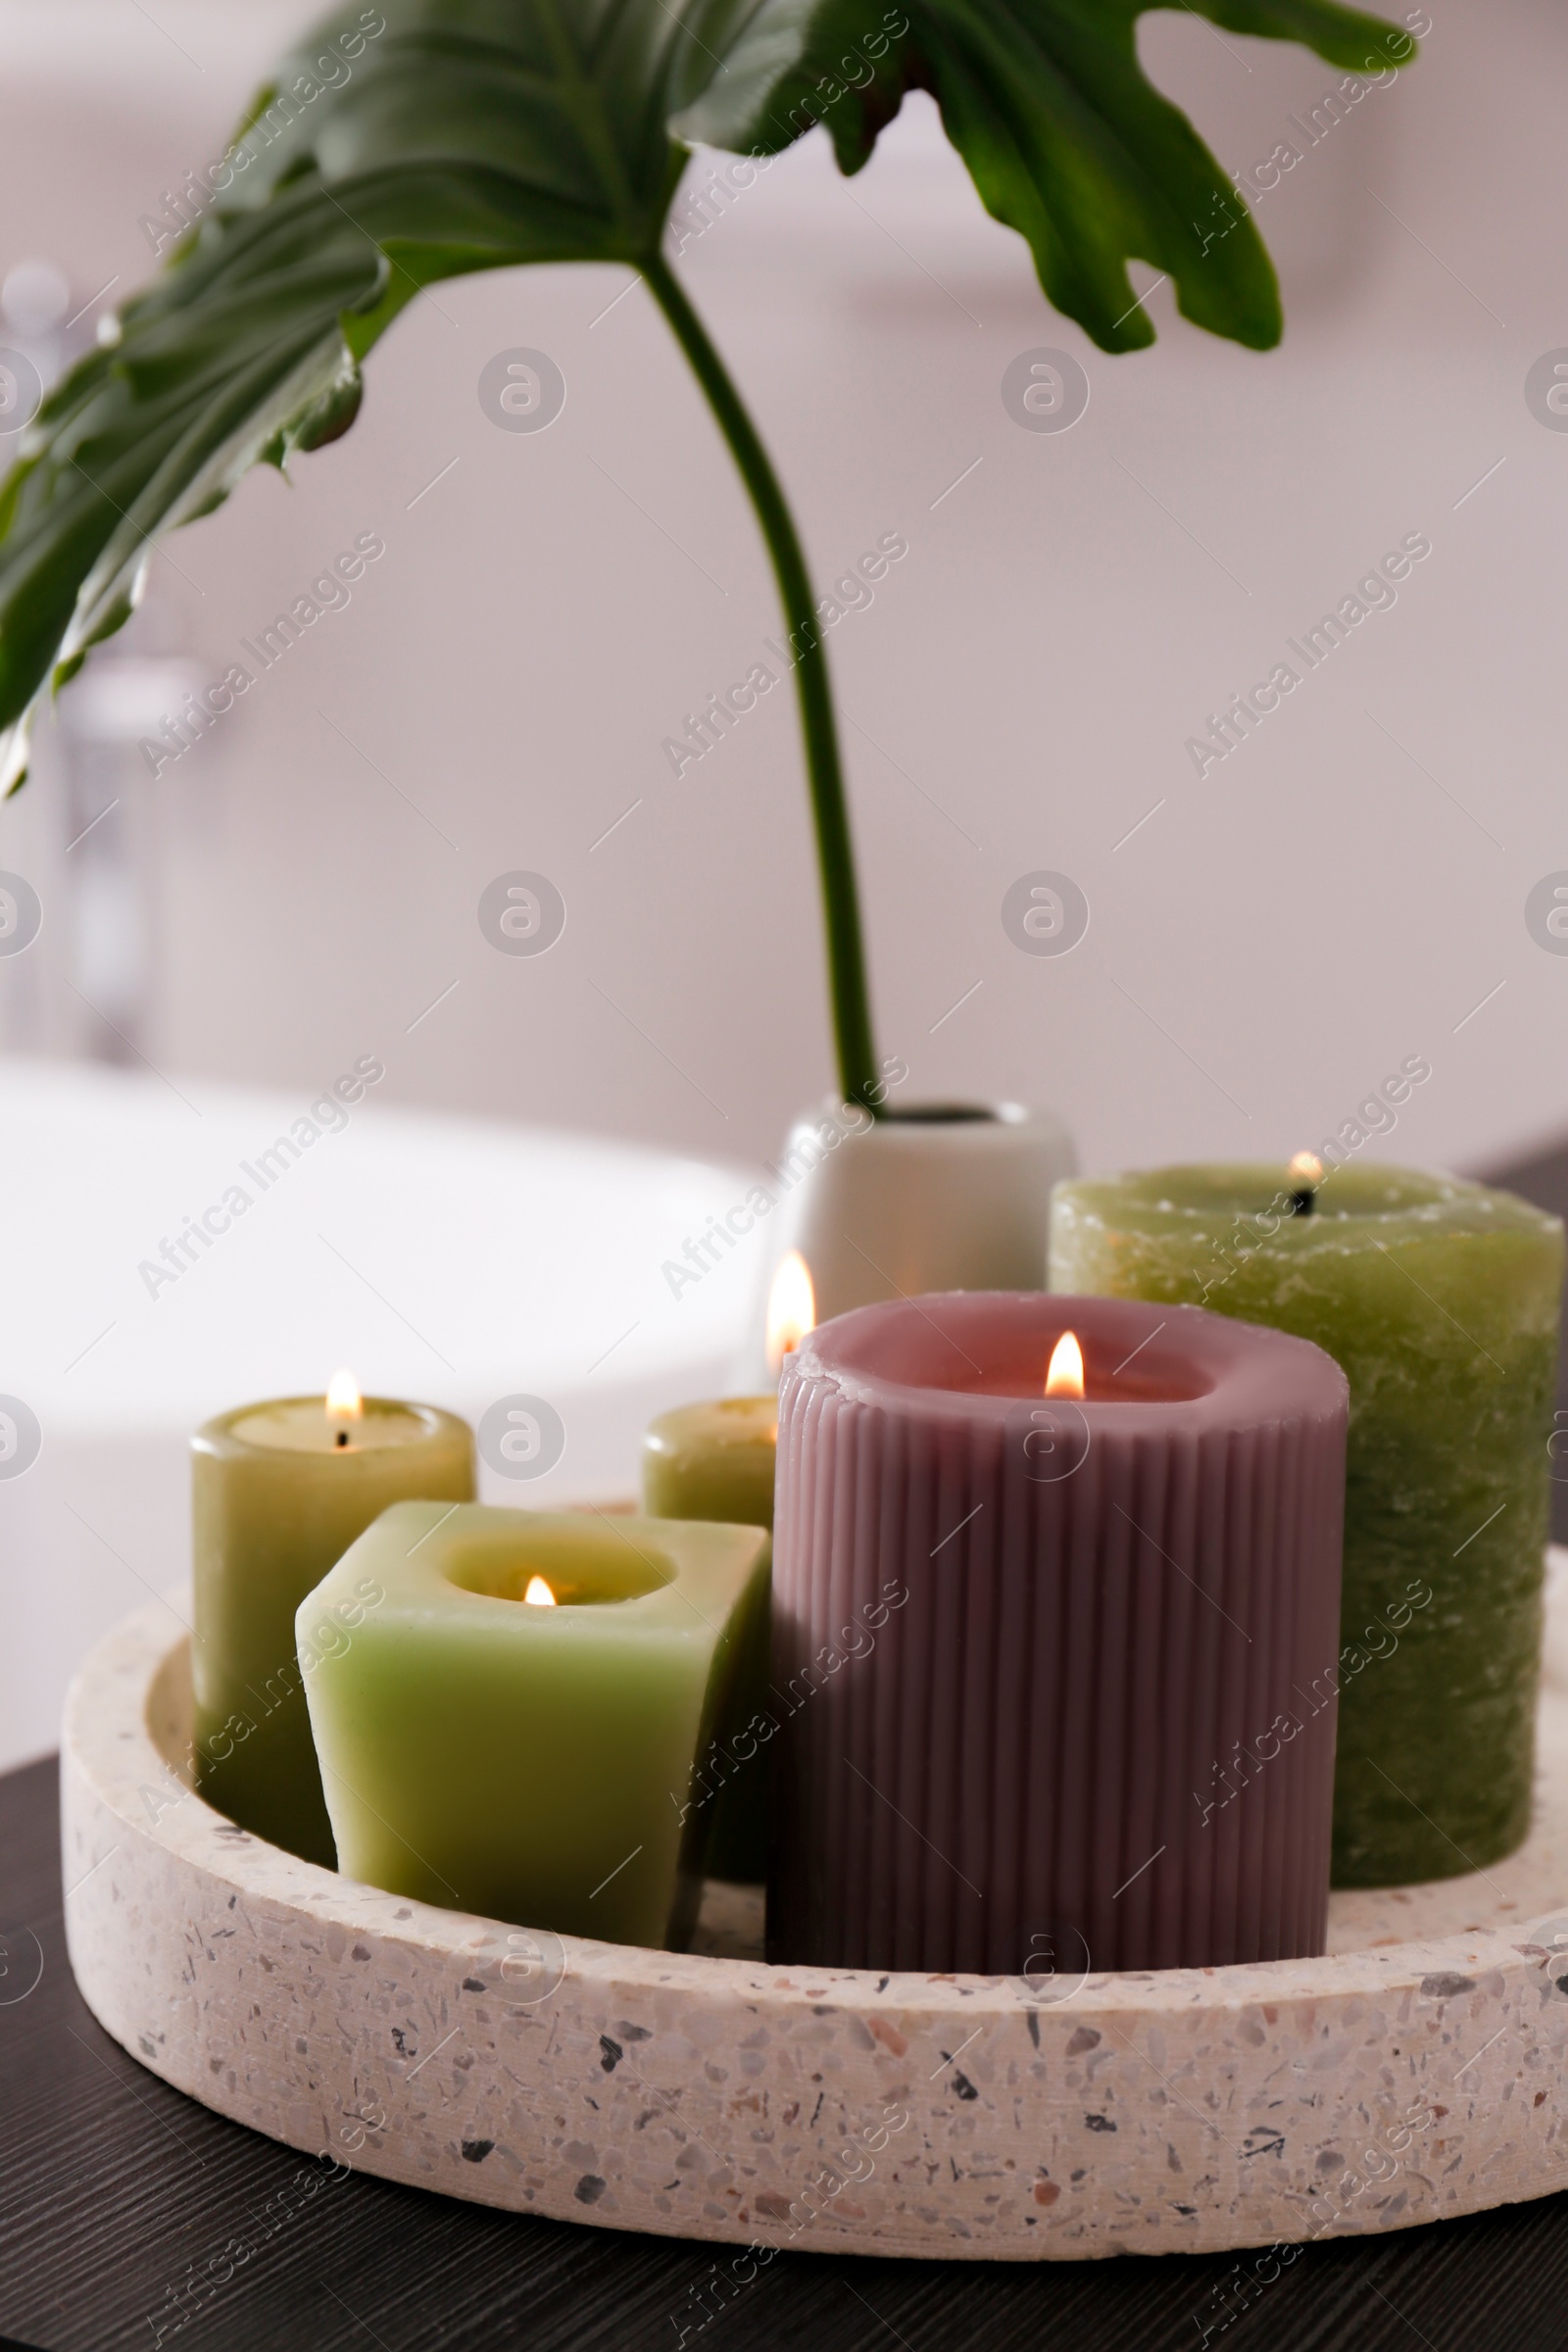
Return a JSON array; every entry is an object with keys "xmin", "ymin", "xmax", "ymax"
[{"xmin": 58, "ymin": 1592, "xmax": 1568, "ymax": 2263}]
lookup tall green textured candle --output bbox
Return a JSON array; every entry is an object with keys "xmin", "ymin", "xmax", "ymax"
[{"xmin": 1050, "ymin": 1164, "xmax": 1563, "ymax": 1886}]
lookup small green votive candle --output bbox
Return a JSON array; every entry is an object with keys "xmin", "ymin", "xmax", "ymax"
[
  {"xmin": 643, "ymin": 1396, "xmax": 776, "ymax": 1883},
  {"xmin": 192, "ymin": 1389, "xmax": 474, "ymax": 1866},
  {"xmin": 642, "ymin": 1396, "xmax": 777, "ymax": 1529},
  {"xmin": 298, "ymin": 1502, "xmax": 771, "ymax": 1947},
  {"xmin": 1050, "ymin": 1163, "xmax": 1564, "ymax": 1886}
]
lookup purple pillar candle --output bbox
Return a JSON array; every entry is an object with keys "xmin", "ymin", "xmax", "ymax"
[{"xmin": 769, "ymin": 1293, "xmax": 1348, "ymax": 1974}]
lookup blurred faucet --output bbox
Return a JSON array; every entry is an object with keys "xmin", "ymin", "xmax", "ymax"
[{"xmin": 0, "ymin": 261, "xmax": 208, "ymax": 1068}]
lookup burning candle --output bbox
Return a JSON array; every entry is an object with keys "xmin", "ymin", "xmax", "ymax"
[
  {"xmin": 299, "ymin": 1503, "xmax": 770, "ymax": 1945},
  {"xmin": 191, "ymin": 1379, "xmax": 474, "ymax": 1865},
  {"xmin": 769, "ymin": 1293, "xmax": 1348, "ymax": 1973},
  {"xmin": 1045, "ymin": 1329, "xmax": 1084, "ymax": 1396},
  {"xmin": 765, "ymin": 1250, "xmax": 815, "ymax": 1376},
  {"xmin": 1051, "ymin": 1164, "xmax": 1565, "ymax": 1884},
  {"xmin": 636, "ymin": 1254, "xmax": 817, "ymax": 1880}
]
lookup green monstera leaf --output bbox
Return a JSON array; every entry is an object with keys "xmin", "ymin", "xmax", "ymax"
[
  {"xmin": 674, "ymin": 0, "xmax": 1415, "ymax": 350},
  {"xmin": 0, "ymin": 0, "xmax": 1411, "ymax": 789},
  {"xmin": 0, "ymin": 0, "xmax": 703, "ymax": 784}
]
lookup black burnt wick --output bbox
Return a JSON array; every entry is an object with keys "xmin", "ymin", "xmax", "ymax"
[{"xmin": 1290, "ymin": 1188, "xmax": 1316, "ymax": 1216}]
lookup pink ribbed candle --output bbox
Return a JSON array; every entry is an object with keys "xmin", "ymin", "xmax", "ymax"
[{"xmin": 768, "ymin": 1293, "xmax": 1348, "ymax": 1975}]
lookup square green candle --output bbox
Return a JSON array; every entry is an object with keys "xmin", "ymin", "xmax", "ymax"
[
  {"xmin": 642, "ymin": 1396, "xmax": 777, "ymax": 1884},
  {"xmin": 298, "ymin": 1503, "xmax": 770, "ymax": 1947},
  {"xmin": 1050, "ymin": 1164, "xmax": 1564, "ymax": 1886}
]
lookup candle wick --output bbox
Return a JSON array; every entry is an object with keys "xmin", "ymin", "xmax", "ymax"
[
  {"xmin": 335, "ymin": 1429, "xmax": 350, "ymax": 1447},
  {"xmin": 1290, "ymin": 1188, "xmax": 1316, "ymax": 1217}
]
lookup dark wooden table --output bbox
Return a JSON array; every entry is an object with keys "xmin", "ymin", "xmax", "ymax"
[
  {"xmin": 7, "ymin": 1143, "xmax": 1568, "ymax": 2352},
  {"xmin": 4, "ymin": 1756, "xmax": 1568, "ymax": 2352},
  {"xmin": 3, "ymin": 1749, "xmax": 1568, "ymax": 2352}
]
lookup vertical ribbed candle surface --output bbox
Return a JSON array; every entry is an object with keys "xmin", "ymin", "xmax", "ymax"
[{"xmin": 769, "ymin": 1294, "xmax": 1348, "ymax": 1975}]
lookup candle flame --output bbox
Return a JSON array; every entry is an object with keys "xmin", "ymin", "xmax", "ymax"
[
  {"xmin": 1045, "ymin": 1331, "xmax": 1085, "ymax": 1399},
  {"xmin": 523, "ymin": 1575, "xmax": 557, "ymax": 1607},
  {"xmin": 325, "ymin": 1368, "xmax": 363, "ymax": 1419},
  {"xmin": 1287, "ymin": 1151, "xmax": 1323, "ymax": 1185},
  {"xmin": 766, "ymin": 1250, "xmax": 815, "ymax": 1376}
]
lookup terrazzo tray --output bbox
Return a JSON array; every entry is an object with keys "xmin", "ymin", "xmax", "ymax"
[{"xmin": 59, "ymin": 1558, "xmax": 1568, "ymax": 2263}]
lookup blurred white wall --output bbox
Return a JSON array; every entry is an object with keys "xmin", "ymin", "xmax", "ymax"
[{"xmin": 0, "ymin": 0, "xmax": 1563, "ymax": 1181}]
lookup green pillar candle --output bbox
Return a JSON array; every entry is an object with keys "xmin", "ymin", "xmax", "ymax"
[
  {"xmin": 1050, "ymin": 1165, "xmax": 1564, "ymax": 1886},
  {"xmin": 298, "ymin": 1503, "xmax": 771, "ymax": 1947},
  {"xmin": 643, "ymin": 1396, "xmax": 777, "ymax": 1528},
  {"xmin": 192, "ymin": 1389, "xmax": 474, "ymax": 1866},
  {"xmin": 642, "ymin": 1398, "xmax": 776, "ymax": 1884}
]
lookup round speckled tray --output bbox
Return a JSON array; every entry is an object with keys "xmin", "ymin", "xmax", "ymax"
[{"xmin": 60, "ymin": 1557, "xmax": 1568, "ymax": 2262}]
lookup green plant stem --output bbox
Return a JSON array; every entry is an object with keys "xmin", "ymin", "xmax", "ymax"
[{"xmin": 644, "ymin": 253, "xmax": 881, "ymax": 1115}]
